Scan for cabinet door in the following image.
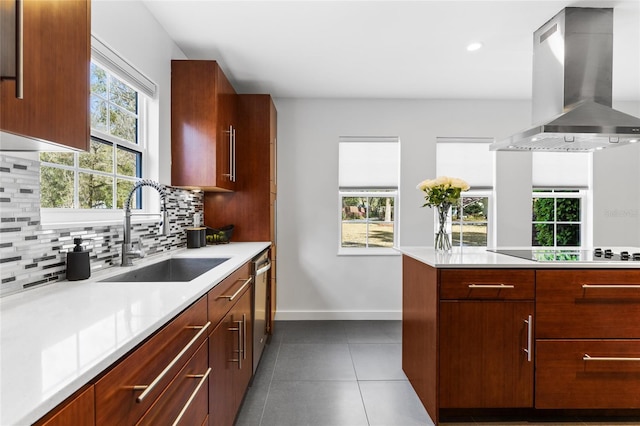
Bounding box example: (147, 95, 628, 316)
(439, 301, 534, 408)
(215, 65, 237, 191)
(1, 0, 89, 150)
(209, 285, 253, 426)
(34, 386, 94, 426)
(171, 60, 236, 191)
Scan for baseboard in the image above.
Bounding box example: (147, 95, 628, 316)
(274, 310, 402, 321)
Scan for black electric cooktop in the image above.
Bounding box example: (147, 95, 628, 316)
(489, 248, 640, 262)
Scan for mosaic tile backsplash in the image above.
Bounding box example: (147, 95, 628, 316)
(0, 154, 204, 297)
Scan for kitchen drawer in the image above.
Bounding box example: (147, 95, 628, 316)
(95, 296, 209, 426)
(137, 340, 209, 426)
(536, 340, 640, 409)
(537, 269, 640, 338)
(440, 269, 535, 300)
(208, 261, 252, 328)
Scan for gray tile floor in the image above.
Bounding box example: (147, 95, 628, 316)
(235, 320, 432, 426)
(235, 320, 640, 426)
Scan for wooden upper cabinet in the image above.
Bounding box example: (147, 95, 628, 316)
(204, 95, 276, 241)
(171, 60, 237, 191)
(0, 0, 90, 151)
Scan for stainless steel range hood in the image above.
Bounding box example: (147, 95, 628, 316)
(491, 7, 640, 152)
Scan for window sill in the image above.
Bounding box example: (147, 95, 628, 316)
(337, 247, 401, 256)
(40, 208, 160, 230)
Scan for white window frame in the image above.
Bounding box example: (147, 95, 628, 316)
(40, 59, 153, 226)
(451, 190, 492, 248)
(531, 189, 586, 248)
(338, 189, 399, 256)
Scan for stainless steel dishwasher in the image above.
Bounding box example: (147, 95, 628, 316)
(252, 249, 271, 373)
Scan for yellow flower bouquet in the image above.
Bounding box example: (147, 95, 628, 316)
(416, 176, 470, 251)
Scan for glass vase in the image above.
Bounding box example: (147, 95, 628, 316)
(434, 203, 452, 252)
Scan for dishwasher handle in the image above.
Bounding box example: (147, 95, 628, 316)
(255, 259, 271, 276)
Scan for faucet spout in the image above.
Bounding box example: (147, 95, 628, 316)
(122, 180, 169, 266)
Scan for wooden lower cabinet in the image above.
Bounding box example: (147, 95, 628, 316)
(536, 340, 640, 409)
(439, 301, 534, 408)
(209, 286, 253, 426)
(33, 386, 94, 426)
(95, 296, 208, 425)
(403, 257, 640, 424)
(137, 341, 210, 425)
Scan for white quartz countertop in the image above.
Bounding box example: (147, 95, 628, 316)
(0, 242, 270, 426)
(397, 246, 640, 268)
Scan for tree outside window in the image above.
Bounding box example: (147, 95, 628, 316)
(341, 192, 395, 248)
(451, 195, 489, 247)
(532, 190, 582, 247)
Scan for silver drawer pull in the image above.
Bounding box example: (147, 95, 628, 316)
(583, 354, 640, 362)
(171, 367, 211, 426)
(217, 277, 252, 301)
(582, 284, 640, 289)
(134, 321, 211, 403)
(523, 315, 533, 362)
(468, 283, 515, 289)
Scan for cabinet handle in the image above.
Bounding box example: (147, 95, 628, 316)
(229, 319, 243, 369)
(0, 0, 23, 98)
(582, 284, 640, 289)
(232, 126, 236, 182)
(134, 321, 211, 403)
(467, 283, 515, 289)
(583, 354, 640, 362)
(242, 313, 247, 361)
(217, 277, 252, 301)
(523, 315, 532, 362)
(15, 0, 22, 99)
(171, 367, 211, 426)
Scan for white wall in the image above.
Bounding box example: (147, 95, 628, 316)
(92, 0, 186, 185)
(591, 101, 640, 247)
(274, 98, 531, 320)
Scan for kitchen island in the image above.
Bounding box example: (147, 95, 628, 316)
(0, 242, 270, 426)
(398, 246, 640, 425)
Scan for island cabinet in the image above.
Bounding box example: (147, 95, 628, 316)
(171, 60, 237, 191)
(403, 256, 535, 423)
(94, 295, 209, 426)
(33, 386, 94, 426)
(535, 269, 640, 409)
(207, 263, 253, 426)
(1, 0, 90, 151)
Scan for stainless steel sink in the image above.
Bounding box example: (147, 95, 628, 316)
(101, 257, 230, 282)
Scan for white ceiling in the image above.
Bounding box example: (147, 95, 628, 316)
(141, 0, 640, 101)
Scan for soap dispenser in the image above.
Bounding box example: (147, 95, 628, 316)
(66, 238, 91, 281)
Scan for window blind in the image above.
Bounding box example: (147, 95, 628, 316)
(338, 136, 399, 189)
(91, 35, 157, 98)
(532, 152, 590, 188)
(436, 137, 494, 188)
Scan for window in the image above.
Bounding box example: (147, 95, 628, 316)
(338, 137, 400, 254)
(40, 62, 143, 210)
(451, 193, 490, 247)
(531, 152, 590, 247)
(340, 190, 396, 248)
(436, 137, 494, 247)
(532, 189, 584, 247)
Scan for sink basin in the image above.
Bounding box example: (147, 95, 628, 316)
(101, 257, 230, 282)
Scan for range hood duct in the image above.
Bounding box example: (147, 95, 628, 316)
(491, 7, 640, 152)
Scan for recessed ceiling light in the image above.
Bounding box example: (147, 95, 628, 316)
(467, 42, 483, 52)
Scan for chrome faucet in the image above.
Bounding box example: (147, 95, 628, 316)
(122, 180, 170, 266)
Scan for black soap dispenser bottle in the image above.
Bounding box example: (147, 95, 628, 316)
(66, 238, 91, 281)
